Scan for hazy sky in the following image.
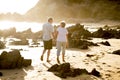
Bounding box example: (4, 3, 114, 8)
(0, 0, 39, 15)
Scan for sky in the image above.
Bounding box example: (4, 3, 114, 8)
(0, 0, 39, 15)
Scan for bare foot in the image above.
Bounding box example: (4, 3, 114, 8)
(47, 60, 51, 63)
(63, 60, 66, 63)
(57, 58, 60, 64)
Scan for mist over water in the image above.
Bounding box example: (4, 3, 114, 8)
(0, 21, 117, 33)
(1, 19, 120, 37)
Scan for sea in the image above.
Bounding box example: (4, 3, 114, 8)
(0, 21, 108, 33)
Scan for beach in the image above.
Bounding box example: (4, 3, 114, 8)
(0, 38, 120, 80)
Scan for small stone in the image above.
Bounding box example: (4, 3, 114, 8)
(91, 68, 101, 77)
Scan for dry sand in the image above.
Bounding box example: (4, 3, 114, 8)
(0, 38, 120, 80)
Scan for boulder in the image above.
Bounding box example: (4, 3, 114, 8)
(48, 64, 59, 72)
(0, 50, 32, 69)
(73, 68, 89, 75)
(22, 59, 32, 67)
(48, 63, 90, 78)
(17, 57, 24, 68)
(57, 63, 71, 73)
(112, 50, 120, 55)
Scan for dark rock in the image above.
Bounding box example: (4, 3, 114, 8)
(0, 72, 3, 76)
(0, 50, 32, 69)
(48, 64, 59, 72)
(91, 68, 101, 77)
(78, 45, 88, 49)
(48, 63, 101, 78)
(57, 63, 71, 73)
(112, 50, 120, 55)
(0, 51, 8, 60)
(48, 63, 89, 78)
(17, 57, 24, 68)
(100, 41, 111, 46)
(86, 54, 95, 57)
(0, 41, 5, 49)
(67, 70, 76, 77)
(67, 23, 95, 49)
(78, 69, 89, 75)
(22, 59, 32, 67)
(73, 68, 89, 75)
(55, 72, 67, 79)
(92, 26, 120, 39)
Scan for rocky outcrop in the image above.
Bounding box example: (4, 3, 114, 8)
(67, 23, 98, 49)
(48, 63, 101, 78)
(92, 27, 120, 39)
(67, 23, 92, 40)
(0, 50, 31, 69)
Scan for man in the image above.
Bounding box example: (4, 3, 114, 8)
(40, 18, 54, 62)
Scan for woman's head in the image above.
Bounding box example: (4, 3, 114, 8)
(60, 21, 66, 28)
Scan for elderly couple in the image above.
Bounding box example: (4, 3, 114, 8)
(40, 18, 68, 64)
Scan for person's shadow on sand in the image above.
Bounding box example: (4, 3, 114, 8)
(0, 66, 34, 80)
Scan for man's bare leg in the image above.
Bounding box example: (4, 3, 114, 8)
(47, 49, 51, 62)
(41, 49, 46, 61)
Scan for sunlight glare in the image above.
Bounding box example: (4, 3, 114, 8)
(0, 21, 42, 32)
(0, 0, 39, 14)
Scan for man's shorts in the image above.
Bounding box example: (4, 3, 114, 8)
(43, 39, 52, 49)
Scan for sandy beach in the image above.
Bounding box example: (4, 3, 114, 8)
(0, 38, 120, 80)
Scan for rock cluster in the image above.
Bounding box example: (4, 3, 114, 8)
(9, 39, 29, 45)
(67, 23, 98, 49)
(48, 63, 101, 78)
(0, 50, 31, 69)
(92, 27, 120, 39)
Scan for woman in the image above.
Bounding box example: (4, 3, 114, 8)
(56, 21, 68, 64)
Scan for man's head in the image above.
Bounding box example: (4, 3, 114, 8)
(48, 17, 53, 23)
